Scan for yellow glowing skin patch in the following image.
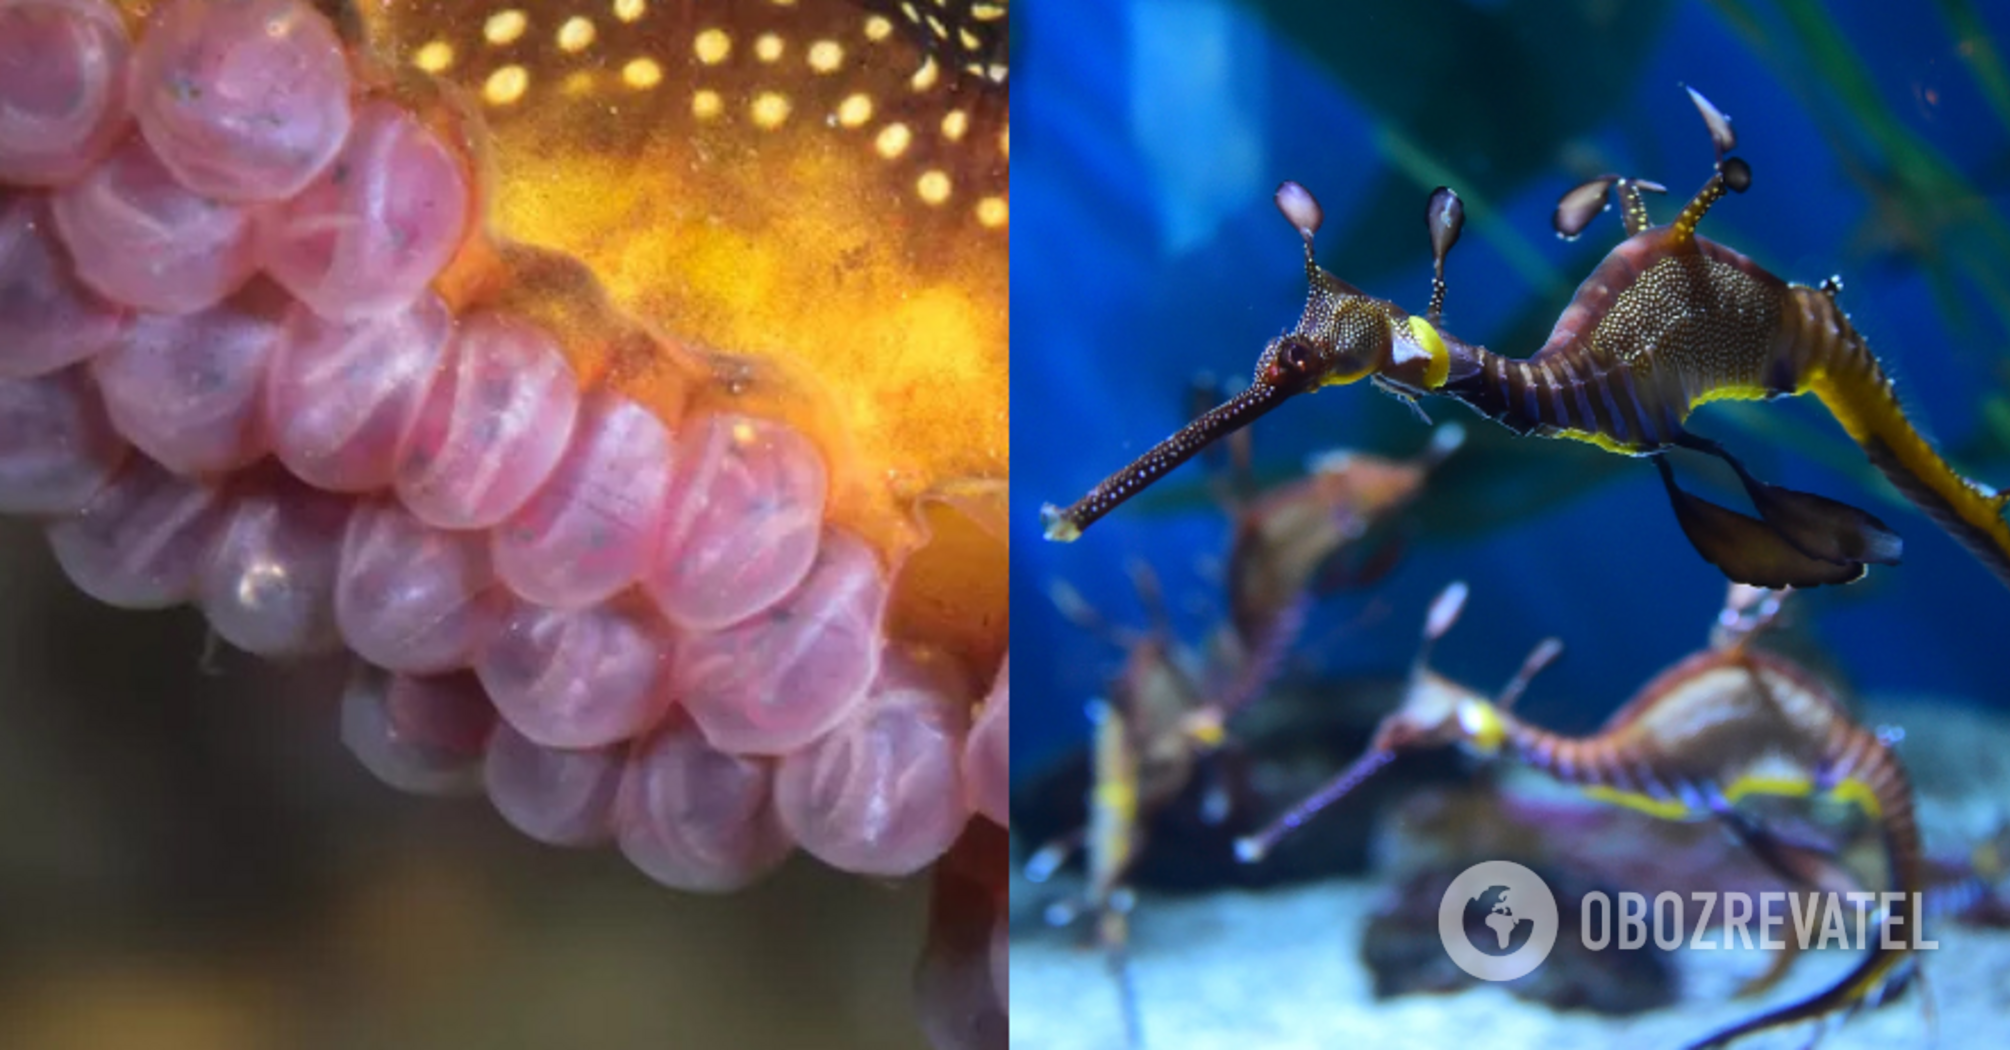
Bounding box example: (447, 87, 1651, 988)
(622, 58, 663, 90)
(1185, 714, 1226, 750)
(1457, 699, 1504, 753)
(917, 170, 951, 205)
(557, 17, 595, 53)
(1403, 315, 1450, 389)
(750, 92, 793, 129)
(807, 40, 844, 73)
(876, 122, 912, 158)
(485, 9, 528, 46)
(836, 93, 873, 127)
(694, 28, 731, 64)
(1580, 772, 1884, 825)
(1581, 786, 1697, 821)
(483, 65, 530, 106)
(360, 0, 1007, 580)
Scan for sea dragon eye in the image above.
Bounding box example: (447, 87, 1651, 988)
(1263, 339, 1319, 387)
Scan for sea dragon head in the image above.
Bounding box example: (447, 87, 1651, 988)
(1041, 182, 1461, 543)
(1233, 581, 1564, 863)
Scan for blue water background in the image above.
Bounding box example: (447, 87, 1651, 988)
(1012, 0, 2010, 778)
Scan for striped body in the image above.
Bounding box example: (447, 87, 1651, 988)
(1443, 232, 1791, 452)
(1433, 224, 2010, 586)
(1489, 650, 1915, 866)
(1467, 646, 1923, 1047)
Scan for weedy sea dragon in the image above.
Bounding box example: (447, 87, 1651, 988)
(1026, 562, 1226, 1050)
(1235, 582, 1926, 1050)
(1028, 419, 1462, 1048)
(1041, 87, 2010, 592)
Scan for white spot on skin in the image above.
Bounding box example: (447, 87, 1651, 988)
(1457, 699, 1490, 738)
(1390, 335, 1430, 368)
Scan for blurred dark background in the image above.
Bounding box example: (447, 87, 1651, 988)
(0, 517, 931, 1050)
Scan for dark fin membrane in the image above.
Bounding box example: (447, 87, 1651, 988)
(1680, 434, 1903, 567)
(1685, 85, 1738, 156)
(1738, 475, 1903, 567)
(1552, 175, 1618, 240)
(1656, 458, 1867, 588)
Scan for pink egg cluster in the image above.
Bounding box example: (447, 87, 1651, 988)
(0, 0, 1009, 903)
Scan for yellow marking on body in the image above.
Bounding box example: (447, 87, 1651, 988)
(876, 122, 912, 158)
(1094, 774, 1138, 824)
(612, 0, 645, 23)
(807, 40, 844, 73)
(694, 27, 732, 64)
(1185, 715, 1226, 749)
(917, 169, 951, 205)
(1457, 698, 1504, 753)
(754, 33, 785, 63)
(621, 58, 662, 90)
(1722, 774, 1815, 802)
(836, 93, 874, 127)
(557, 16, 595, 52)
(1827, 777, 1883, 819)
(690, 88, 723, 119)
(485, 9, 528, 46)
(1583, 786, 1697, 821)
(1688, 383, 1770, 409)
(1551, 426, 1640, 456)
(413, 40, 454, 73)
(1806, 365, 2010, 569)
(751, 92, 793, 129)
(976, 196, 1008, 228)
(483, 65, 530, 106)
(1403, 315, 1450, 389)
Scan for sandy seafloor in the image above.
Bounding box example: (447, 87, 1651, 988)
(1010, 697, 2010, 1050)
(1011, 879, 2010, 1050)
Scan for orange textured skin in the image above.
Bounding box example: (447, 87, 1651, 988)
(111, 0, 1010, 672)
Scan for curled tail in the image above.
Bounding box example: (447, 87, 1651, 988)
(1788, 286, 2010, 588)
(1686, 947, 1918, 1050)
(1688, 723, 1926, 1048)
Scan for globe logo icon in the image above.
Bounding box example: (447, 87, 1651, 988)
(1463, 884, 1536, 956)
(1437, 861, 1559, 981)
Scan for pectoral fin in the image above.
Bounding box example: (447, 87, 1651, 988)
(1731, 466, 1903, 567)
(1678, 434, 1903, 567)
(1657, 457, 1867, 588)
